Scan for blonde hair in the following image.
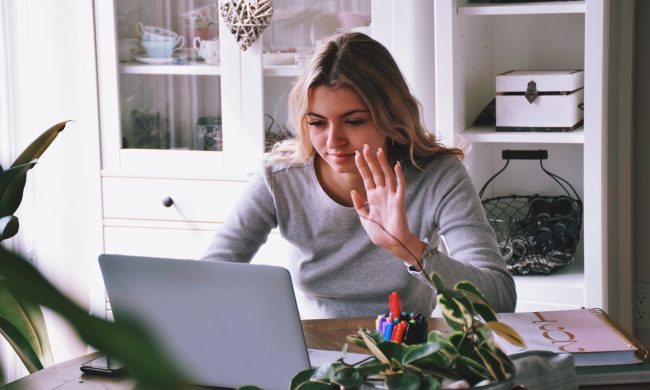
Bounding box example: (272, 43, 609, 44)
(272, 32, 462, 168)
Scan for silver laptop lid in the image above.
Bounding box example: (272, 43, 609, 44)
(99, 254, 311, 390)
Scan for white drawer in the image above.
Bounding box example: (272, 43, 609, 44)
(102, 177, 249, 223)
(103, 226, 291, 268)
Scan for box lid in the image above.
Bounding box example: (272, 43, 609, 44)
(496, 70, 584, 93)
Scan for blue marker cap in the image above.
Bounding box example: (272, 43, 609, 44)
(383, 322, 394, 341)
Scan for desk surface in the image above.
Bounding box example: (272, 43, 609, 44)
(1, 317, 646, 389)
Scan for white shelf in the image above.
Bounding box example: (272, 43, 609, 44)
(514, 255, 584, 308)
(459, 1, 585, 16)
(120, 63, 221, 75)
(263, 65, 304, 77)
(462, 126, 584, 144)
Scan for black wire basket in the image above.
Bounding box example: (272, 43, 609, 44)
(479, 150, 583, 275)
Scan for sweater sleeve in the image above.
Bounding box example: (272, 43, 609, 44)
(412, 158, 517, 313)
(200, 163, 277, 263)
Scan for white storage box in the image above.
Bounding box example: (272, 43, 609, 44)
(496, 70, 584, 132)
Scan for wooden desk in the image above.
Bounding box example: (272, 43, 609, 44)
(1, 318, 646, 389)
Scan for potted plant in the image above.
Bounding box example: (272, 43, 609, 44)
(0, 121, 186, 387)
(290, 274, 525, 390)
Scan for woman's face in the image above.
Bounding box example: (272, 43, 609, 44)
(307, 85, 387, 174)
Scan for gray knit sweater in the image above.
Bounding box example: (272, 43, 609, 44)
(201, 154, 516, 318)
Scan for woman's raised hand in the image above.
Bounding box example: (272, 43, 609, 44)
(351, 145, 425, 265)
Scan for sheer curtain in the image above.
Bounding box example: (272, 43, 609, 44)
(0, 0, 102, 384)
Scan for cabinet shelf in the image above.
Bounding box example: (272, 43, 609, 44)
(263, 65, 304, 77)
(514, 254, 584, 310)
(119, 63, 304, 77)
(120, 63, 222, 76)
(459, 1, 585, 16)
(462, 126, 584, 144)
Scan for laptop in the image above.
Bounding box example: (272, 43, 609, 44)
(98, 254, 312, 390)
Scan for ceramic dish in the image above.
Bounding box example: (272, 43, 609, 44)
(135, 56, 176, 64)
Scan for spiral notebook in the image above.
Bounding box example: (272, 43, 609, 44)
(496, 308, 648, 367)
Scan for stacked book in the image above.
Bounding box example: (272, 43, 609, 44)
(496, 308, 649, 386)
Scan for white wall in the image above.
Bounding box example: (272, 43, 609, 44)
(0, 0, 102, 382)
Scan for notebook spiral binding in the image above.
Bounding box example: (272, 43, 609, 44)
(590, 308, 650, 361)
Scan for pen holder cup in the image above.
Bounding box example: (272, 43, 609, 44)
(479, 150, 582, 276)
(376, 312, 428, 345)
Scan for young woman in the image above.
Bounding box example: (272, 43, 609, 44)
(202, 33, 516, 318)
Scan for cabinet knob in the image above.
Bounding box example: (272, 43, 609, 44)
(162, 196, 174, 208)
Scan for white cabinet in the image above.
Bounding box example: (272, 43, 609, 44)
(92, 0, 372, 317)
(434, 0, 632, 323)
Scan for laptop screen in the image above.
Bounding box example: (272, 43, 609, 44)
(99, 254, 311, 390)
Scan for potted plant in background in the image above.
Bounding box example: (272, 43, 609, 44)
(290, 274, 525, 390)
(0, 121, 186, 387)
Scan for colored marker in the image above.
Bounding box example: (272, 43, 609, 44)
(383, 321, 394, 341)
(395, 320, 407, 344)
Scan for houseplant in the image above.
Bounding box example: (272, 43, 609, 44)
(0, 121, 186, 387)
(290, 273, 525, 390)
(0, 120, 70, 372)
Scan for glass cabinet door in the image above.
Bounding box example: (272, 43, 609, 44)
(260, 0, 372, 152)
(96, 0, 372, 175)
(116, 0, 222, 152)
(97, 0, 226, 175)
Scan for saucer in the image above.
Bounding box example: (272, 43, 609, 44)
(135, 56, 175, 64)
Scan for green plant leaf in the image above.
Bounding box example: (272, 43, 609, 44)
(295, 381, 334, 390)
(473, 302, 497, 323)
(377, 341, 409, 364)
(437, 295, 464, 331)
(451, 295, 476, 327)
(431, 273, 447, 293)
(346, 334, 368, 349)
(237, 386, 264, 390)
(0, 161, 36, 217)
(427, 330, 454, 349)
(11, 121, 69, 168)
(401, 342, 440, 365)
(291, 368, 317, 390)
(484, 321, 526, 347)
(420, 374, 441, 390)
(0, 215, 19, 241)
(385, 371, 421, 390)
(360, 329, 390, 364)
(0, 315, 43, 372)
(0, 246, 187, 387)
(454, 281, 491, 306)
(356, 361, 389, 376)
(311, 362, 336, 382)
(494, 346, 516, 376)
(475, 344, 508, 382)
(346, 328, 383, 349)
(455, 355, 489, 385)
(0, 283, 52, 371)
(332, 366, 364, 387)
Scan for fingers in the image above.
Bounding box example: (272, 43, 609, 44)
(355, 150, 376, 190)
(356, 145, 396, 192)
(394, 160, 406, 202)
(363, 145, 385, 187)
(350, 190, 369, 217)
(377, 148, 396, 192)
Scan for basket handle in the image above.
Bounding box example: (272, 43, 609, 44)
(478, 149, 582, 208)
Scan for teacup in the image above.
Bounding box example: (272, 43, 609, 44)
(137, 22, 179, 41)
(141, 36, 185, 58)
(193, 37, 220, 64)
(118, 38, 141, 62)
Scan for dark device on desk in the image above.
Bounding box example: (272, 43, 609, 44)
(80, 355, 127, 376)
